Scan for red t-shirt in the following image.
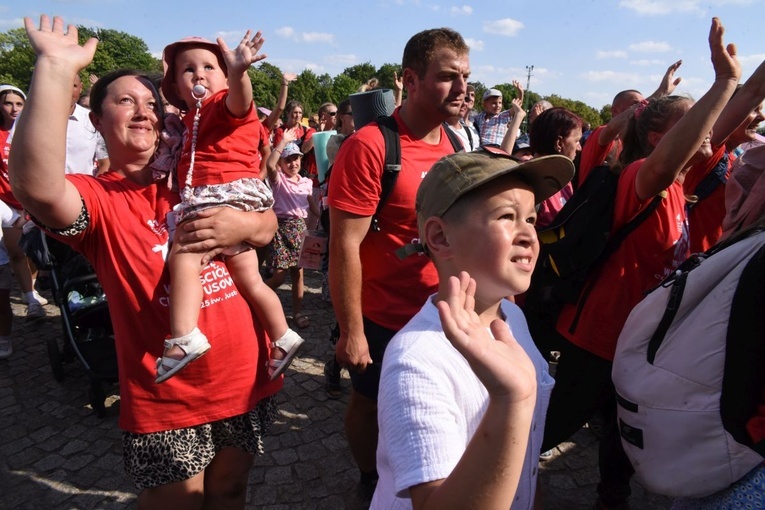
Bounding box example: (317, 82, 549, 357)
(556, 159, 689, 361)
(52, 172, 281, 433)
(274, 124, 318, 185)
(177, 90, 263, 188)
(0, 128, 22, 210)
(683, 144, 730, 254)
(327, 109, 453, 331)
(578, 126, 620, 187)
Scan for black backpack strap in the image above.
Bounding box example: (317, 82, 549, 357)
(646, 271, 688, 364)
(372, 116, 402, 232)
(602, 191, 666, 262)
(371, 117, 463, 232)
(462, 121, 474, 151)
(687, 152, 729, 211)
(443, 122, 466, 153)
(568, 190, 666, 334)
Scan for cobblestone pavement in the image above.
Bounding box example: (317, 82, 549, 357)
(0, 269, 672, 509)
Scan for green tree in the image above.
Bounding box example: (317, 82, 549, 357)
(599, 104, 612, 126)
(290, 68, 321, 115)
(342, 62, 377, 86)
(376, 63, 400, 89)
(77, 27, 159, 78)
(249, 61, 283, 111)
(545, 94, 601, 129)
(332, 73, 361, 104)
(0, 28, 36, 90)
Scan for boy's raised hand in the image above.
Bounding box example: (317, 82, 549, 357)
(512, 79, 524, 102)
(24, 15, 98, 70)
(437, 272, 536, 404)
(218, 29, 267, 77)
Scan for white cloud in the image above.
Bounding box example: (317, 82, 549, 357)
(465, 38, 484, 51)
(739, 53, 765, 69)
(325, 53, 358, 66)
(483, 18, 524, 37)
(274, 27, 333, 44)
(269, 58, 321, 75)
(214, 30, 247, 45)
(628, 41, 671, 53)
(275, 26, 294, 38)
(301, 32, 334, 44)
(581, 70, 642, 83)
(630, 59, 665, 66)
(451, 5, 473, 15)
(0, 17, 23, 31)
(596, 50, 628, 59)
(620, 0, 754, 15)
(618, 0, 703, 15)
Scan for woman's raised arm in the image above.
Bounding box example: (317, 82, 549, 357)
(9, 15, 96, 228)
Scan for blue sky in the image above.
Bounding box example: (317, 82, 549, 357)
(5, 0, 765, 110)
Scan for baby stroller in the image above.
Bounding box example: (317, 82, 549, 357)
(23, 227, 118, 417)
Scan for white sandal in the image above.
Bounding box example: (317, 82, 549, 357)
(155, 328, 211, 383)
(268, 329, 305, 380)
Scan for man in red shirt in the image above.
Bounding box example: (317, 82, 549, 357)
(327, 27, 470, 501)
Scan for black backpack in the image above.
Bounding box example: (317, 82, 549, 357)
(371, 116, 463, 231)
(523, 164, 664, 348)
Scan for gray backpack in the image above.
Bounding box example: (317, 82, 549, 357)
(612, 225, 765, 498)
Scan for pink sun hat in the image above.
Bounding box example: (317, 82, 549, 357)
(161, 36, 226, 111)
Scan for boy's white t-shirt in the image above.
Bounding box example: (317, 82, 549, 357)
(372, 297, 554, 510)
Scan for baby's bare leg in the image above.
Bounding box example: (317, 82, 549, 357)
(227, 249, 290, 348)
(167, 240, 207, 359)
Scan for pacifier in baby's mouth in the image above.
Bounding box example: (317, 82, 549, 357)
(192, 85, 207, 100)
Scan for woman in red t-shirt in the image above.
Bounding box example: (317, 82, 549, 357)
(542, 18, 743, 510)
(14, 15, 281, 508)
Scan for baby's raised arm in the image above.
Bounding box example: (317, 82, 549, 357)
(220, 29, 267, 117)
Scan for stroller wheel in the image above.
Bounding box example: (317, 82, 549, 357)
(46, 336, 65, 382)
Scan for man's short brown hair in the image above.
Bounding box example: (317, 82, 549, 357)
(402, 28, 469, 79)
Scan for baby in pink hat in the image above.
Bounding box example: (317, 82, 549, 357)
(156, 32, 304, 383)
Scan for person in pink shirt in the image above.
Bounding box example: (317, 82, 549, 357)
(264, 128, 320, 329)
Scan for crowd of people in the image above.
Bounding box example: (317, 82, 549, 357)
(0, 12, 763, 510)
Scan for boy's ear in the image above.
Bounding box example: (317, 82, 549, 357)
(422, 217, 453, 259)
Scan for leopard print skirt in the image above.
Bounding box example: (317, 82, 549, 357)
(122, 396, 278, 490)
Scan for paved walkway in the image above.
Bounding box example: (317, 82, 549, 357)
(0, 270, 671, 509)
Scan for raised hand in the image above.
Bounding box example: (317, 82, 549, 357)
(282, 72, 298, 85)
(217, 29, 267, 77)
(436, 272, 536, 403)
(512, 79, 524, 102)
(658, 60, 683, 96)
(24, 15, 98, 71)
(709, 17, 741, 83)
(509, 97, 526, 119)
(393, 71, 404, 93)
(282, 126, 300, 144)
